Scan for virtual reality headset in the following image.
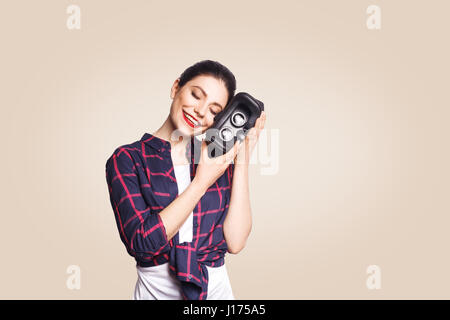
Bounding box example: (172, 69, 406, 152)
(205, 92, 264, 158)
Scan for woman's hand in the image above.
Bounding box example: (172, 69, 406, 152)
(235, 111, 266, 165)
(193, 139, 242, 192)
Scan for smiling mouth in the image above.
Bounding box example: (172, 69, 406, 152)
(182, 110, 200, 128)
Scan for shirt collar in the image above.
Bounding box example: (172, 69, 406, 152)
(140, 133, 171, 152)
(140, 132, 196, 154)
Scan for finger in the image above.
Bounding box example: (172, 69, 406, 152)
(248, 126, 257, 136)
(259, 111, 265, 127)
(257, 117, 263, 132)
(213, 141, 235, 164)
(237, 137, 251, 165)
(231, 139, 242, 156)
(257, 117, 265, 134)
(259, 118, 265, 133)
(247, 127, 257, 142)
(232, 140, 244, 162)
(258, 113, 265, 130)
(200, 139, 210, 162)
(254, 116, 261, 129)
(200, 139, 206, 153)
(224, 139, 242, 163)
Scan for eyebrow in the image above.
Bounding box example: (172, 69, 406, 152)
(192, 85, 224, 110)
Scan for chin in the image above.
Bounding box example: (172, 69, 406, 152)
(176, 125, 194, 138)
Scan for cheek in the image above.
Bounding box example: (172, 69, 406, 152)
(181, 93, 197, 107)
(169, 102, 181, 120)
(172, 94, 191, 116)
(174, 93, 193, 112)
(204, 114, 216, 127)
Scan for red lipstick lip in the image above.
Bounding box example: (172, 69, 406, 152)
(182, 110, 195, 128)
(183, 110, 198, 122)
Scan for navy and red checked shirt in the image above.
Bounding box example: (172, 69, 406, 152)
(105, 133, 234, 300)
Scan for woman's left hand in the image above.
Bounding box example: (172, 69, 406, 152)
(234, 111, 266, 165)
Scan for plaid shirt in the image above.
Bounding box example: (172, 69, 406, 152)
(105, 133, 234, 300)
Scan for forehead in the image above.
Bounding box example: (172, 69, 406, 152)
(186, 75, 228, 102)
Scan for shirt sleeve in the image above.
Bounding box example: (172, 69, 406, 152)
(105, 148, 170, 260)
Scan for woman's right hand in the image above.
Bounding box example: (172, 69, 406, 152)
(193, 139, 242, 192)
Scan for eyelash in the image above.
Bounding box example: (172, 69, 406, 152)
(191, 91, 200, 99)
(191, 91, 219, 115)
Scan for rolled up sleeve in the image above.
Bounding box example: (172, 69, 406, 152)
(105, 148, 170, 259)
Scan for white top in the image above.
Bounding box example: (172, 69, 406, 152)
(133, 164, 234, 300)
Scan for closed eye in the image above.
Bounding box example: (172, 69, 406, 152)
(191, 91, 200, 99)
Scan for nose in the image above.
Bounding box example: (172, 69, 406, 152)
(194, 102, 208, 118)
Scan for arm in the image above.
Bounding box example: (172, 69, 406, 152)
(162, 139, 243, 240)
(105, 148, 207, 260)
(158, 179, 206, 241)
(223, 111, 266, 254)
(223, 163, 252, 254)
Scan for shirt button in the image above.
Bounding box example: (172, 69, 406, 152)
(188, 275, 192, 280)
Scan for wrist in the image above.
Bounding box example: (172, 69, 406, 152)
(234, 159, 250, 168)
(191, 177, 208, 195)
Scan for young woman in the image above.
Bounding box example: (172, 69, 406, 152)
(105, 60, 266, 300)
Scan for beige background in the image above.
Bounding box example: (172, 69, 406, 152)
(0, 0, 449, 299)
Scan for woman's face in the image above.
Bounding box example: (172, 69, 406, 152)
(169, 74, 229, 137)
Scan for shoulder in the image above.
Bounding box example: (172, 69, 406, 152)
(106, 138, 144, 170)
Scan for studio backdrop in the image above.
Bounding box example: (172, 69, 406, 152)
(0, 0, 449, 299)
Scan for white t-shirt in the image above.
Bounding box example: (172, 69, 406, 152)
(133, 164, 235, 300)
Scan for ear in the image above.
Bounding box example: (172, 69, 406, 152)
(170, 78, 181, 99)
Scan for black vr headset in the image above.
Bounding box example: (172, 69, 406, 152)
(205, 92, 264, 158)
